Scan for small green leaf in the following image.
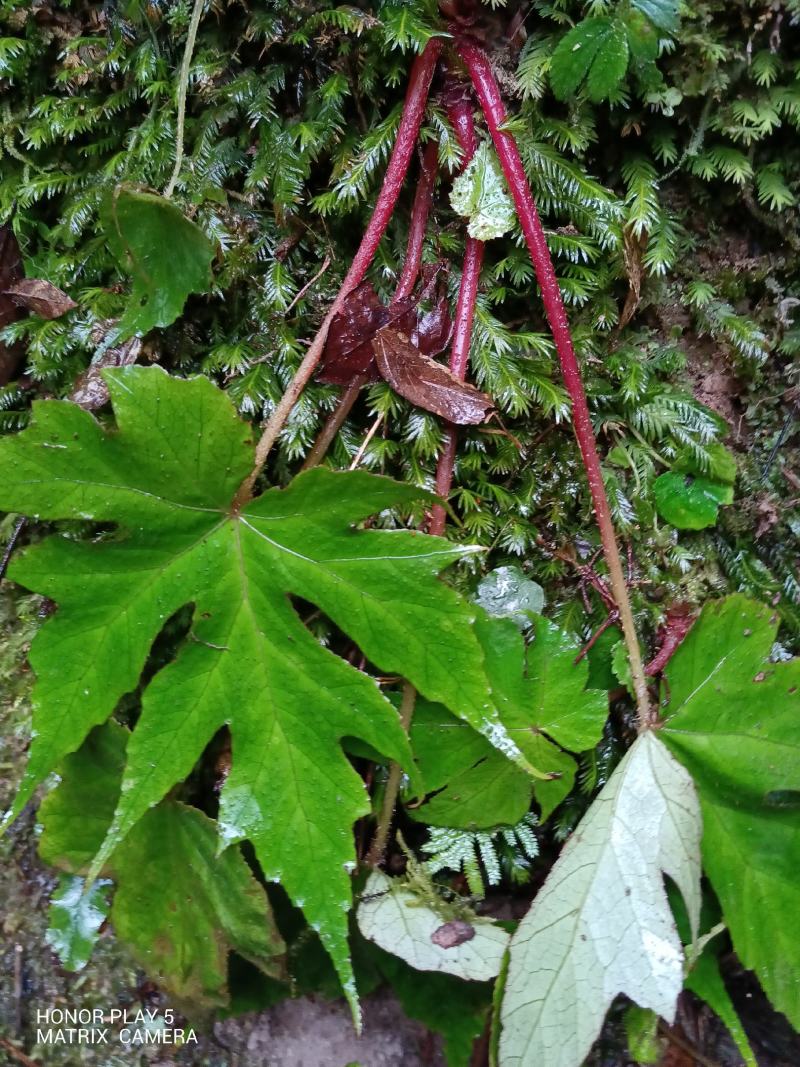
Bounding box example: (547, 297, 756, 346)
(550, 18, 630, 103)
(45, 875, 110, 972)
(473, 565, 545, 630)
(450, 142, 516, 241)
(653, 471, 734, 529)
(357, 871, 509, 981)
(624, 1005, 660, 1064)
(631, 0, 680, 34)
(100, 188, 215, 338)
(661, 595, 800, 1028)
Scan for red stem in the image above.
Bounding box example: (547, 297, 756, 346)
(303, 131, 441, 471)
(429, 91, 485, 537)
(394, 139, 439, 303)
(456, 38, 652, 725)
(238, 38, 443, 500)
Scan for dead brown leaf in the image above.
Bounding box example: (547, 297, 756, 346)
(4, 279, 77, 320)
(372, 327, 494, 425)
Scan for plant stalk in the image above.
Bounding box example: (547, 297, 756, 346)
(164, 0, 205, 199)
(301, 138, 441, 473)
(235, 39, 443, 504)
(366, 680, 417, 867)
(429, 89, 485, 537)
(457, 37, 652, 726)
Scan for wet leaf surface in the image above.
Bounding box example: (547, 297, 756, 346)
(661, 595, 800, 1029)
(0, 366, 521, 1011)
(317, 282, 418, 385)
(373, 327, 494, 424)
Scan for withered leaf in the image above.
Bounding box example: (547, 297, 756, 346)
(317, 282, 417, 386)
(71, 323, 141, 411)
(0, 225, 24, 386)
(372, 328, 494, 425)
(4, 279, 77, 320)
(412, 292, 453, 357)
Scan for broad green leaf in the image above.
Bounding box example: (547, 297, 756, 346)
(473, 565, 545, 630)
(357, 871, 509, 981)
(653, 471, 734, 529)
(100, 188, 215, 338)
(450, 142, 516, 241)
(550, 18, 630, 104)
(414, 749, 532, 830)
(45, 875, 110, 972)
(660, 595, 800, 1028)
(499, 733, 702, 1067)
(39, 722, 285, 1011)
(409, 614, 606, 825)
(631, 0, 680, 34)
(0, 366, 520, 1007)
(475, 612, 608, 818)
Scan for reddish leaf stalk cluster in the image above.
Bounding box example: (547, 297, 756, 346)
(456, 38, 651, 725)
(242, 34, 651, 726)
(429, 93, 485, 537)
(301, 139, 440, 472)
(237, 39, 443, 504)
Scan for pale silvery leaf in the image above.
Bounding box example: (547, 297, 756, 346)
(357, 871, 509, 981)
(450, 142, 516, 241)
(499, 732, 702, 1067)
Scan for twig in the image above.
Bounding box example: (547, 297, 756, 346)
(367, 681, 417, 867)
(234, 39, 443, 504)
(300, 379, 364, 471)
(349, 412, 385, 470)
(457, 37, 652, 728)
(429, 88, 484, 537)
(0, 517, 26, 582)
(284, 255, 331, 315)
(0, 1036, 41, 1067)
(164, 0, 205, 199)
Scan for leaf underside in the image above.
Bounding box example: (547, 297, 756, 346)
(499, 732, 702, 1067)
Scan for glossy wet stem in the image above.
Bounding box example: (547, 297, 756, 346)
(235, 38, 443, 505)
(457, 37, 653, 727)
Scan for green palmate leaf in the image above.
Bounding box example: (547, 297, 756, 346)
(0, 366, 519, 1008)
(550, 18, 630, 104)
(653, 471, 734, 529)
(100, 189, 215, 339)
(499, 732, 702, 1067)
(450, 142, 516, 241)
(661, 595, 800, 1029)
(39, 722, 285, 1011)
(357, 871, 509, 982)
(45, 875, 110, 972)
